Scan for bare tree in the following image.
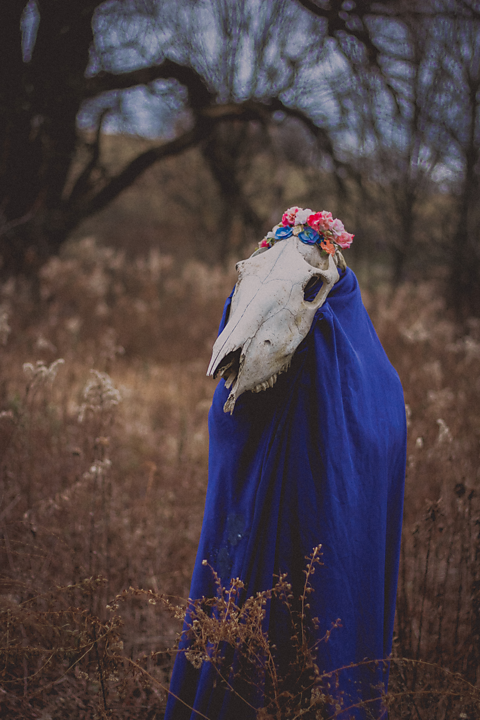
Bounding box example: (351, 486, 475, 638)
(438, 4, 480, 316)
(344, 4, 453, 284)
(2, 0, 480, 321)
(301, 0, 480, 307)
(0, 0, 346, 276)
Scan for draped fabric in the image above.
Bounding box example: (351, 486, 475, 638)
(164, 268, 406, 720)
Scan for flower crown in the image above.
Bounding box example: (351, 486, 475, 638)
(259, 206, 354, 256)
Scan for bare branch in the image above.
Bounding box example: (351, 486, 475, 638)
(0, 207, 36, 240)
(79, 126, 207, 220)
(84, 59, 214, 109)
(295, 0, 382, 64)
(68, 108, 110, 205)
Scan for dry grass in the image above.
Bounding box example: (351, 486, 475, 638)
(0, 240, 479, 718)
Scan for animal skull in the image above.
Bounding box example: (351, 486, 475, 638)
(207, 237, 341, 414)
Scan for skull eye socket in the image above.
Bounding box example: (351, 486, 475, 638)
(303, 276, 322, 302)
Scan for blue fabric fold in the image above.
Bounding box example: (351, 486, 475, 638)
(164, 267, 406, 719)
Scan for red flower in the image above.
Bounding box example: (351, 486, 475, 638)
(307, 212, 322, 231)
(308, 211, 333, 234)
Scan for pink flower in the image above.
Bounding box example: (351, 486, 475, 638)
(282, 206, 300, 226)
(259, 238, 270, 248)
(308, 211, 333, 233)
(331, 218, 345, 236)
(336, 231, 354, 249)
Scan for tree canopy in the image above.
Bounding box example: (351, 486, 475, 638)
(1, 0, 479, 313)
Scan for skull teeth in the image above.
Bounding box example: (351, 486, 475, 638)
(219, 362, 233, 376)
(224, 371, 237, 389)
(251, 358, 292, 394)
(252, 372, 278, 393)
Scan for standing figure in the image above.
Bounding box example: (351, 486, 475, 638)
(165, 207, 406, 719)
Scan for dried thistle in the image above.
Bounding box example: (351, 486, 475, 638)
(0, 305, 11, 345)
(78, 370, 122, 422)
(22, 357, 65, 390)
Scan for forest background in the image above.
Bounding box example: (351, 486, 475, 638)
(1, 1, 480, 718)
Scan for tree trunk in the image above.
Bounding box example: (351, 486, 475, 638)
(448, 77, 480, 319)
(202, 123, 263, 265)
(0, 0, 96, 276)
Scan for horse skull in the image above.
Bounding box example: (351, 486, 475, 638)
(207, 238, 340, 414)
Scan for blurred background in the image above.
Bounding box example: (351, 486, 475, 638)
(2, 0, 480, 309)
(1, 1, 480, 718)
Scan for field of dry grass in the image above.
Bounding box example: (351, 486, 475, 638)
(0, 237, 479, 718)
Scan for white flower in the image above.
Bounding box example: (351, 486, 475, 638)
(295, 208, 314, 225)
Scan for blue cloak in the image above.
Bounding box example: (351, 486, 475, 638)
(164, 267, 406, 719)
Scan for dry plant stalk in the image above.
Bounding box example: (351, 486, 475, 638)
(0, 242, 479, 718)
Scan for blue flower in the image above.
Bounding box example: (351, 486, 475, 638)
(274, 226, 294, 240)
(298, 227, 320, 245)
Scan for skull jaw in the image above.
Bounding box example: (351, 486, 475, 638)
(222, 356, 292, 414)
(213, 307, 316, 414)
